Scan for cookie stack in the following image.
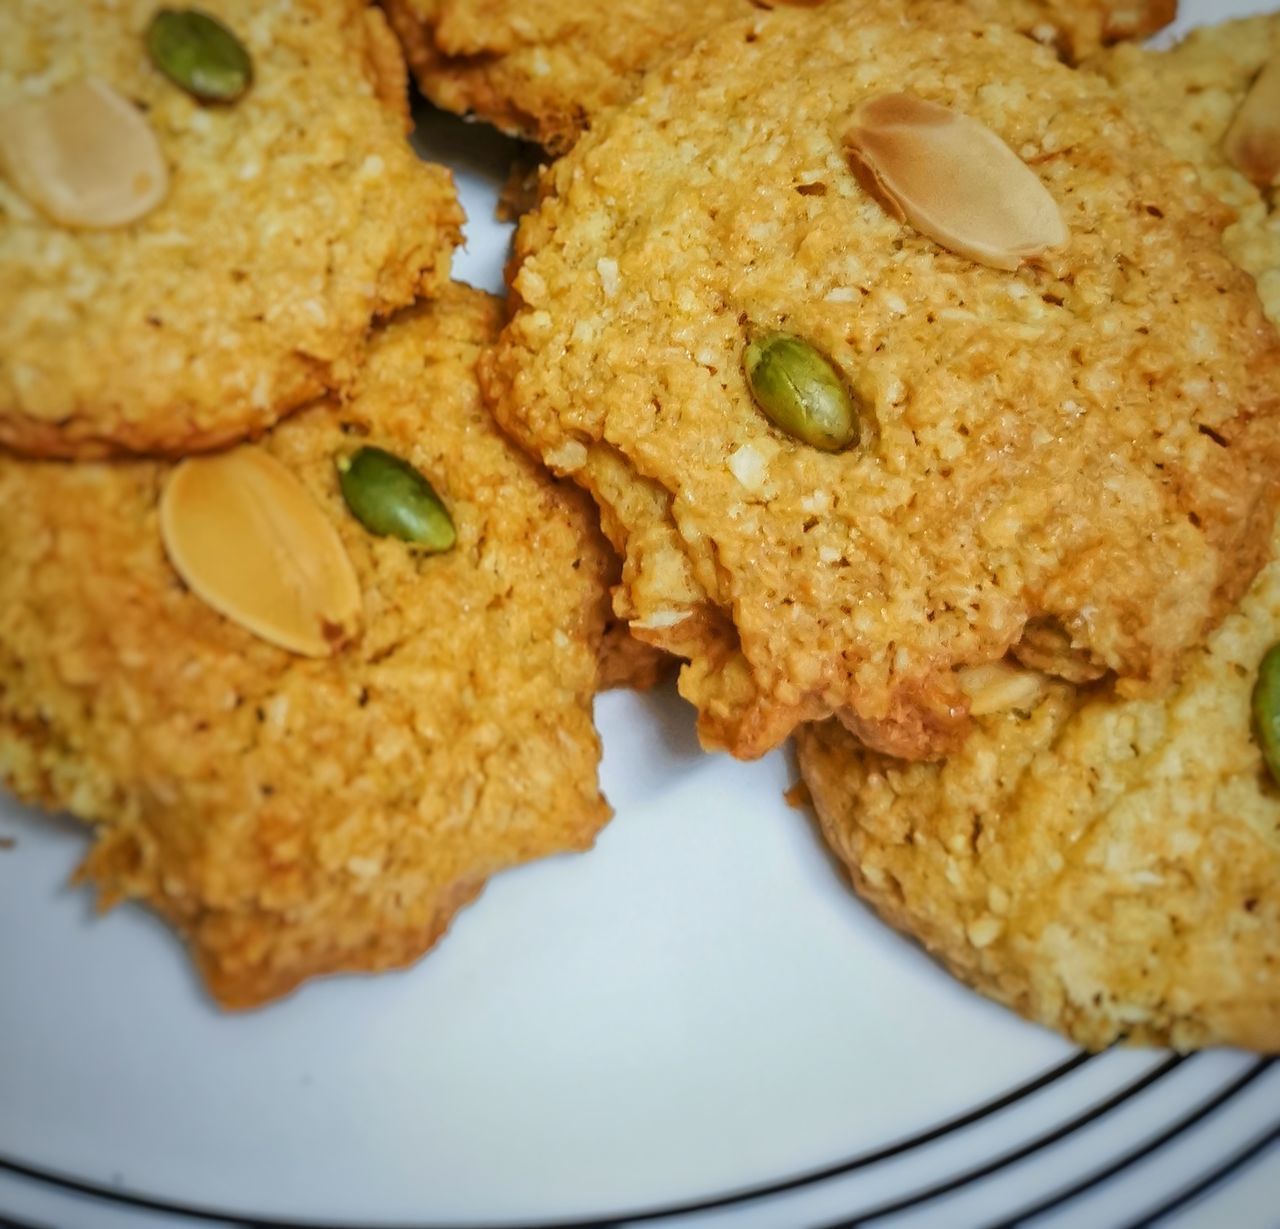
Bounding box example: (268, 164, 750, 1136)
(0, 0, 623, 1008)
(444, 0, 1280, 1048)
(383, 0, 1178, 153)
(3, 0, 1278, 1050)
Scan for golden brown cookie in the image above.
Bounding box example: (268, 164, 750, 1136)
(1089, 14, 1280, 322)
(384, 0, 1176, 154)
(484, 0, 1280, 762)
(0, 285, 613, 1009)
(0, 0, 463, 459)
(796, 528, 1280, 1052)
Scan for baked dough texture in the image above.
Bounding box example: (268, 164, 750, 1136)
(796, 517, 1280, 1052)
(0, 0, 463, 458)
(797, 26, 1280, 1051)
(484, 0, 1280, 761)
(1089, 13, 1280, 323)
(384, 0, 1176, 153)
(0, 286, 613, 1009)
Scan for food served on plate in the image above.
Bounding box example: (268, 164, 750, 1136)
(0, 0, 1276, 1056)
(0, 0, 462, 458)
(484, 0, 1280, 765)
(0, 286, 614, 1008)
(383, 0, 1177, 154)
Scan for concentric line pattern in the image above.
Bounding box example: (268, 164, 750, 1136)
(0, 1052, 1091, 1227)
(0, 1053, 1275, 1228)
(815, 1055, 1188, 1225)
(1117, 1121, 1280, 1229)
(987, 1059, 1274, 1227)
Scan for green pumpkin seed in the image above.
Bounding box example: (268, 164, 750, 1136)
(337, 447, 456, 552)
(742, 332, 860, 452)
(1252, 642, 1280, 785)
(146, 8, 252, 104)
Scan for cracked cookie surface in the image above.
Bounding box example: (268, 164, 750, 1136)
(0, 286, 613, 1008)
(796, 26, 1280, 1049)
(1089, 13, 1280, 323)
(485, 0, 1280, 761)
(0, 0, 463, 458)
(384, 0, 1176, 154)
(796, 522, 1280, 1051)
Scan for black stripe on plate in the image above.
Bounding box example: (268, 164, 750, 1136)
(1121, 1117, 1280, 1229)
(817, 1054, 1186, 1227)
(987, 1058, 1274, 1227)
(0, 1212, 60, 1229)
(0, 1052, 1095, 1229)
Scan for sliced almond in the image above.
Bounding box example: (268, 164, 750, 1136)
(957, 661, 1048, 717)
(1224, 57, 1280, 188)
(843, 93, 1068, 272)
(160, 446, 362, 658)
(0, 77, 168, 229)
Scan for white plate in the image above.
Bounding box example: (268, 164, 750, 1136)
(1, 3, 1278, 1226)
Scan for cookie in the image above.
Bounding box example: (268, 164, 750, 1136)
(0, 0, 463, 459)
(383, 0, 1176, 154)
(0, 285, 613, 1009)
(484, 0, 1280, 761)
(796, 522, 1280, 1052)
(1088, 14, 1280, 323)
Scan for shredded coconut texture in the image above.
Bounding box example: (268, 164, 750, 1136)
(0, 287, 613, 1009)
(384, 0, 1176, 153)
(798, 514, 1280, 1051)
(0, 0, 463, 457)
(484, 0, 1280, 760)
